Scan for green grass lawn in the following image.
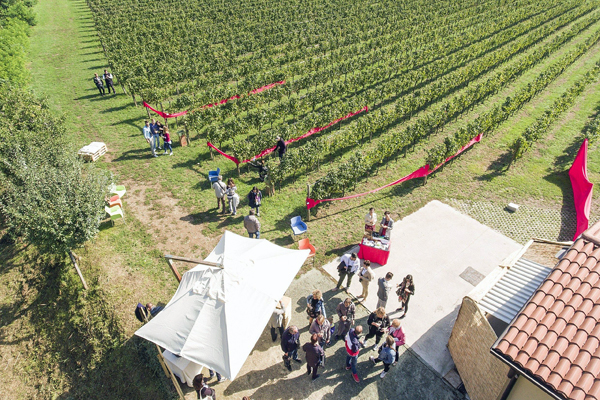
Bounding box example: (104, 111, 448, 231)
(1, 0, 598, 398)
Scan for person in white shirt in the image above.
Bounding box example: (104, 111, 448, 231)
(365, 207, 377, 232)
(103, 69, 116, 94)
(212, 175, 227, 213)
(334, 253, 361, 291)
(142, 120, 156, 157)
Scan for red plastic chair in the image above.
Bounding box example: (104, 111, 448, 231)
(108, 194, 122, 209)
(298, 238, 316, 267)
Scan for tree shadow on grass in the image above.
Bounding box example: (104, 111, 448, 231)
(476, 150, 513, 181)
(110, 114, 145, 130)
(112, 148, 155, 162)
(0, 248, 175, 399)
(101, 102, 135, 114)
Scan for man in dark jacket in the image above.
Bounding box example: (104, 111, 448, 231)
(103, 69, 116, 94)
(93, 73, 105, 96)
(335, 298, 355, 341)
(345, 325, 364, 382)
(302, 333, 324, 380)
(281, 325, 301, 371)
(275, 136, 286, 160)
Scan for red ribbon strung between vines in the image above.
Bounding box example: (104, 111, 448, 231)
(207, 106, 369, 165)
(306, 133, 483, 209)
(143, 102, 189, 119)
(143, 81, 286, 119)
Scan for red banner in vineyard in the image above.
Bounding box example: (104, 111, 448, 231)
(569, 139, 594, 240)
(306, 133, 483, 209)
(143, 81, 285, 119)
(207, 106, 368, 165)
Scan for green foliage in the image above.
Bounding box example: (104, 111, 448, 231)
(0, 87, 111, 254)
(0, 18, 30, 86)
(582, 109, 600, 144)
(511, 62, 600, 160)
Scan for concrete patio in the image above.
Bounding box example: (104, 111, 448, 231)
(322, 200, 522, 377)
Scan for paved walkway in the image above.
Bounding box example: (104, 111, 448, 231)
(323, 200, 522, 377)
(185, 269, 463, 400)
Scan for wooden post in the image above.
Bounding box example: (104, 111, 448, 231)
(155, 344, 185, 400)
(306, 184, 311, 221)
(163, 254, 222, 283)
(131, 91, 138, 107)
(68, 250, 88, 290)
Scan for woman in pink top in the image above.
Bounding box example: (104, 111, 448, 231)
(388, 319, 405, 365)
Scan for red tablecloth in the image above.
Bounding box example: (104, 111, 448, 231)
(358, 241, 390, 266)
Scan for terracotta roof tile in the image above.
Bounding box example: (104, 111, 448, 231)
(574, 351, 592, 370)
(541, 330, 559, 349)
(540, 279, 557, 293)
(576, 372, 596, 393)
(542, 351, 562, 372)
(525, 357, 542, 372)
(492, 228, 600, 400)
(582, 257, 598, 271)
(550, 268, 566, 281)
(558, 288, 575, 304)
(513, 314, 530, 331)
(589, 287, 600, 302)
(587, 378, 600, 397)
(582, 242, 596, 256)
(582, 336, 600, 355)
(522, 337, 540, 356)
(531, 306, 547, 322)
(564, 344, 582, 363)
(589, 247, 600, 261)
(585, 356, 600, 376)
(573, 330, 591, 349)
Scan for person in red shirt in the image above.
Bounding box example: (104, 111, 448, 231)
(162, 128, 173, 156)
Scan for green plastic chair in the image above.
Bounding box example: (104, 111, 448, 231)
(109, 184, 126, 198)
(105, 205, 125, 224)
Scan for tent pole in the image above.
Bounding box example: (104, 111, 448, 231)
(155, 344, 186, 400)
(164, 258, 182, 283)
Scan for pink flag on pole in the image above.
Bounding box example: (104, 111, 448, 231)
(569, 139, 594, 240)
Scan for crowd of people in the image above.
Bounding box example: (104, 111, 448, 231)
(142, 118, 173, 157)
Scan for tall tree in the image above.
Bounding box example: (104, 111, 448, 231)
(0, 87, 110, 287)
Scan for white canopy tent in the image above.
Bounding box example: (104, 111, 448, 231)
(135, 230, 309, 380)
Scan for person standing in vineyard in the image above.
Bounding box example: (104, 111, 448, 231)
(162, 128, 173, 156)
(226, 178, 239, 215)
(212, 175, 227, 213)
(142, 121, 156, 157)
(93, 73, 105, 96)
(150, 119, 162, 151)
(247, 186, 262, 216)
(103, 69, 116, 94)
(275, 136, 286, 160)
